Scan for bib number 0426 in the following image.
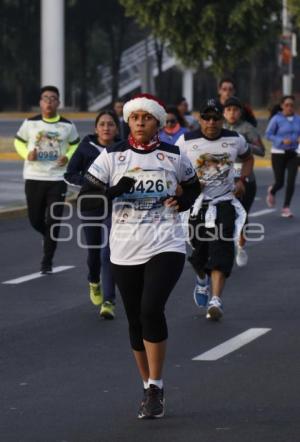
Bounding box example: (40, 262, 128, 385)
(128, 179, 165, 194)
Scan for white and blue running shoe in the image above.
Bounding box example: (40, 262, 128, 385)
(193, 276, 210, 309)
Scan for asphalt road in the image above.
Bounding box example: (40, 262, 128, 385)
(0, 161, 75, 210)
(1, 169, 300, 442)
(0, 161, 25, 209)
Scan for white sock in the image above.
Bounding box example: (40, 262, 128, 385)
(143, 380, 148, 390)
(196, 275, 208, 286)
(148, 378, 163, 389)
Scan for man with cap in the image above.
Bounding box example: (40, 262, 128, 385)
(177, 98, 254, 320)
(223, 96, 265, 267)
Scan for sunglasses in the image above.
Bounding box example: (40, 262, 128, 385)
(201, 114, 223, 121)
(166, 118, 177, 124)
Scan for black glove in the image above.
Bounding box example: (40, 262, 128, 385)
(106, 176, 136, 199)
(172, 195, 190, 212)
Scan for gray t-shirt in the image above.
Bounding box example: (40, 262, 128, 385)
(223, 120, 263, 181)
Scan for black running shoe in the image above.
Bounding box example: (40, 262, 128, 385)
(138, 384, 165, 419)
(137, 388, 147, 419)
(40, 264, 53, 275)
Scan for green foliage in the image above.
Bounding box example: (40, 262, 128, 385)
(289, 0, 300, 28)
(120, 0, 282, 76)
(0, 0, 40, 109)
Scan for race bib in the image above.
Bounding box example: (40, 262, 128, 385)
(35, 131, 61, 161)
(123, 169, 168, 199)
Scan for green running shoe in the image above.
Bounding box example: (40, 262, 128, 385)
(100, 301, 115, 320)
(89, 282, 103, 306)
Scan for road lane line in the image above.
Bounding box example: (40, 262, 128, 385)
(192, 328, 271, 361)
(249, 209, 276, 218)
(2, 266, 75, 284)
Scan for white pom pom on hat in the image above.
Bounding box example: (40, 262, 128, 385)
(123, 93, 167, 128)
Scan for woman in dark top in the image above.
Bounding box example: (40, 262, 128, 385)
(64, 111, 119, 319)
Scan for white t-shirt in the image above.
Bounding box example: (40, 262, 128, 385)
(177, 128, 250, 201)
(16, 115, 79, 181)
(87, 141, 197, 265)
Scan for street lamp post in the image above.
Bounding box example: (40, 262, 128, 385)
(282, 0, 293, 95)
(41, 0, 65, 107)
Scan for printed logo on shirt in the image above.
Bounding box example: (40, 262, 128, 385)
(35, 130, 62, 161)
(195, 153, 232, 186)
(185, 167, 193, 176)
(167, 155, 177, 162)
(156, 152, 165, 161)
(90, 162, 106, 176)
(222, 142, 236, 148)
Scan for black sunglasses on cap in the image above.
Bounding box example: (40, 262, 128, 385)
(201, 114, 223, 121)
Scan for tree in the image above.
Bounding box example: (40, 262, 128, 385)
(66, 0, 134, 109)
(97, 1, 134, 104)
(0, 0, 40, 110)
(120, 0, 282, 78)
(289, 0, 300, 27)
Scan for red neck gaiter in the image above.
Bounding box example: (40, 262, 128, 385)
(128, 133, 161, 151)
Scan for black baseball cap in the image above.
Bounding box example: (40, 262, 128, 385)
(223, 96, 242, 109)
(200, 98, 223, 115)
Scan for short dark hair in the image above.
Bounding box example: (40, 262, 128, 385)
(218, 77, 236, 89)
(95, 110, 119, 128)
(223, 96, 242, 109)
(175, 96, 188, 106)
(166, 105, 186, 127)
(40, 85, 60, 98)
(281, 95, 295, 104)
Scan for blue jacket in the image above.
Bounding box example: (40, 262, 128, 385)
(64, 134, 105, 186)
(159, 126, 188, 145)
(265, 112, 300, 151)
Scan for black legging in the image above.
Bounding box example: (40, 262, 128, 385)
(240, 180, 257, 214)
(112, 252, 185, 351)
(271, 151, 298, 207)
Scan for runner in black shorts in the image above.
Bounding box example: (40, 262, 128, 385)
(177, 98, 254, 319)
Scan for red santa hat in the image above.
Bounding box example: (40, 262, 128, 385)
(123, 93, 167, 128)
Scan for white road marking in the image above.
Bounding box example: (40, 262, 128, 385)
(249, 208, 276, 218)
(192, 328, 271, 361)
(2, 266, 75, 284)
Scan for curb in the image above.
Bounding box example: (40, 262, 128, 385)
(254, 159, 271, 168)
(0, 152, 22, 161)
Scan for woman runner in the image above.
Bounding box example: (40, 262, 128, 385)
(79, 94, 200, 419)
(265, 95, 300, 218)
(64, 111, 118, 319)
